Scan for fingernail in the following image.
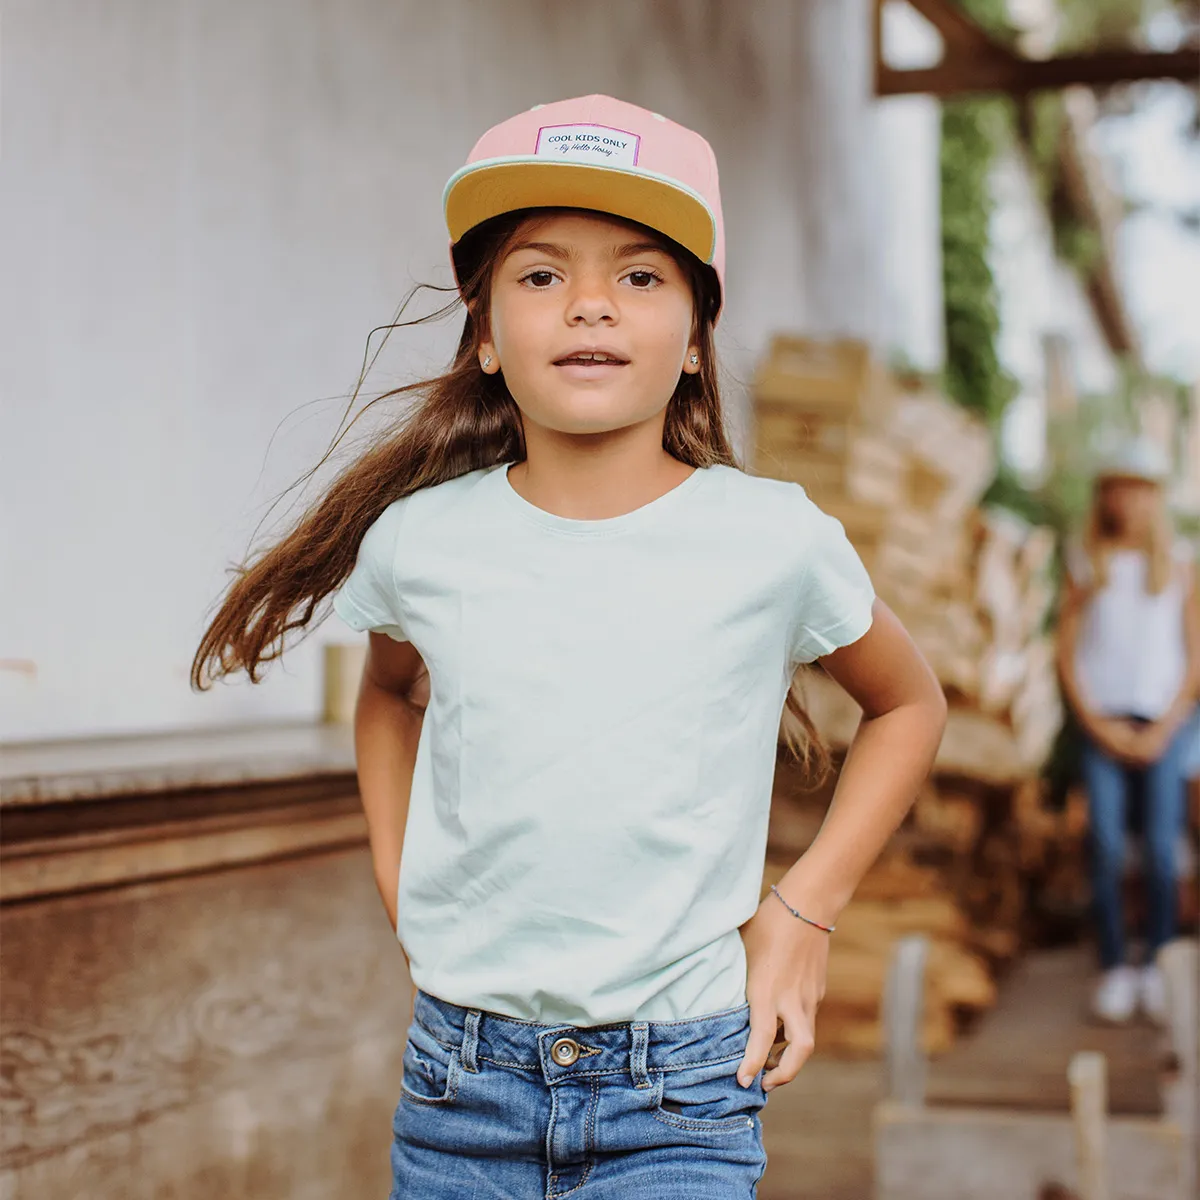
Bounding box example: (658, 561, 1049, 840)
(736, 1074, 748, 1088)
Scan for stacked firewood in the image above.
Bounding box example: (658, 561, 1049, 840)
(752, 335, 1075, 1056)
(753, 335, 1062, 778)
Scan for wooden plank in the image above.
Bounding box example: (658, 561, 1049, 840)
(877, 48, 1200, 99)
(0, 722, 357, 807)
(753, 405, 856, 456)
(899, 0, 1005, 53)
(884, 935, 930, 1107)
(768, 450, 907, 508)
(1067, 1052, 1111, 1200)
(1157, 939, 1198, 1200)
(873, 1101, 1185, 1200)
(925, 946, 1166, 1118)
(0, 803, 368, 902)
(753, 335, 894, 420)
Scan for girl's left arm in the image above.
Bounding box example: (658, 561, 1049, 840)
(736, 597, 947, 1092)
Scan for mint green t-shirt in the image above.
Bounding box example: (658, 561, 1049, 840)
(332, 461, 875, 1025)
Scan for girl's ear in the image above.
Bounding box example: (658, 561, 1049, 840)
(682, 342, 702, 375)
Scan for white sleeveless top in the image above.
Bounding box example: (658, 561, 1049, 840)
(1067, 536, 1193, 719)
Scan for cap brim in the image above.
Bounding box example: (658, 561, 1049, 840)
(444, 158, 717, 268)
(1096, 469, 1164, 484)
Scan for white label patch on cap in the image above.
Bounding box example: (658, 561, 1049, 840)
(535, 123, 640, 167)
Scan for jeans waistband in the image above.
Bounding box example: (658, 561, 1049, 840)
(411, 989, 752, 1084)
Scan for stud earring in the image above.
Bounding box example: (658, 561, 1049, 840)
(483, 355, 493, 370)
(689, 354, 699, 366)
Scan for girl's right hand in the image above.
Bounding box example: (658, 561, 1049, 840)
(1088, 716, 1145, 765)
(1124, 718, 1174, 766)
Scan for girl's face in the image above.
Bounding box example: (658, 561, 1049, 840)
(1099, 476, 1161, 539)
(478, 211, 701, 439)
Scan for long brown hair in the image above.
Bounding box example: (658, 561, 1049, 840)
(191, 206, 830, 778)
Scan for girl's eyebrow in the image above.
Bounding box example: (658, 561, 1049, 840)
(505, 240, 672, 262)
(506, 240, 570, 260)
(611, 241, 672, 260)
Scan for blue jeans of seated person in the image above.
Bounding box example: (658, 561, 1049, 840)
(1080, 711, 1193, 970)
(388, 988, 770, 1198)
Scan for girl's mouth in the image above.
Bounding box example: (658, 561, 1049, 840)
(552, 349, 630, 379)
(552, 349, 630, 366)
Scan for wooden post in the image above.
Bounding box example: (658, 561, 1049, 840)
(1157, 938, 1198, 1200)
(883, 933, 929, 1106)
(1066, 1051, 1110, 1200)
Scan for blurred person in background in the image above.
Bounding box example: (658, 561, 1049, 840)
(1057, 436, 1200, 1025)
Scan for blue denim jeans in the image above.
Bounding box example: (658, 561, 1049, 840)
(388, 988, 770, 1198)
(1080, 712, 1193, 969)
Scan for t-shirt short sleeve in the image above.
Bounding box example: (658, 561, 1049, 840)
(330, 499, 411, 642)
(788, 488, 877, 666)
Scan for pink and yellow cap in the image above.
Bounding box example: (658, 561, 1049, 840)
(443, 94, 725, 316)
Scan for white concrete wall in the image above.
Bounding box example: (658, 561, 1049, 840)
(876, 1, 946, 373)
(4, 0, 894, 741)
(0, 0, 1125, 742)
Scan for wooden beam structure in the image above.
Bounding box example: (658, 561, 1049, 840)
(900, 0, 1000, 53)
(875, 0, 1200, 99)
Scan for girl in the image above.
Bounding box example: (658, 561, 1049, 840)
(1057, 436, 1200, 1026)
(193, 94, 947, 1198)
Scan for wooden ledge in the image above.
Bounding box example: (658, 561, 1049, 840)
(0, 722, 364, 904)
(0, 721, 356, 808)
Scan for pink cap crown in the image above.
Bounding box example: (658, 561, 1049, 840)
(443, 94, 724, 317)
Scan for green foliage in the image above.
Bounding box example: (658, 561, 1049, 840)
(1026, 93, 1066, 209)
(982, 463, 1055, 527)
(940, 92, 1019, 425)
(1053, 217, 1105, 273)
(1021, 92, 1098, 270)
(938, 2, 1173, 430)
(938, 2, 1024, 426)
(1054, 0, 1173, 49)
(957, 0, 1017, 37)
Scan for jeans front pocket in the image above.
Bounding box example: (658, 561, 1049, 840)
(650, 1057, 764, 1137)
(399, 1017, 461, 1107)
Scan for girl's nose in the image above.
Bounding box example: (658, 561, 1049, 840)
(566, 277, 616, 325)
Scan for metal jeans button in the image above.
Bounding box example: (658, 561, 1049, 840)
(550, 1036, 581, 1066)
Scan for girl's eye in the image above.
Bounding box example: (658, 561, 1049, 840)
(625, 270, 663, 289)
(520, 270, 558, 289)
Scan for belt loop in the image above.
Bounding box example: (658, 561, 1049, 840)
(461, 1009, 482, 1073)
(629, 1021, 650, 1089)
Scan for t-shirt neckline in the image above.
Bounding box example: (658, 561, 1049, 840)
(494, 460, 710, 536)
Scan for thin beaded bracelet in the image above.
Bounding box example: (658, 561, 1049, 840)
(769, 884, 836, 934)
